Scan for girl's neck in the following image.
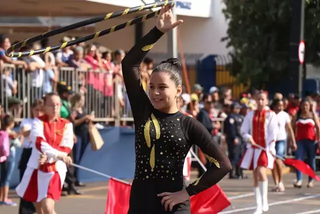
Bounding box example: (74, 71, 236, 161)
(159, 106, 179, 114)
(301, 111, 310, 116)
(47, 115, 58, 121)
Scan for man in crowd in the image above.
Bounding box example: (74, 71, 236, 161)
(224, 102, 243, 179)
(57, 81, 83, 195)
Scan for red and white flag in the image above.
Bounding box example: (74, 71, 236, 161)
(105, 179, 230, 214)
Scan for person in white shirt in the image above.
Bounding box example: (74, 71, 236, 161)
(240, 91, 278, 214)
(270, 99, 296, 192)
(18, 99, 44, 214)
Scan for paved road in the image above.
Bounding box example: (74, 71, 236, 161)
(2, 171, 320, 214)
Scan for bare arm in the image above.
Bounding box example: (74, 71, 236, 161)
(312, 112, 320, 141)
(286, 122, 296, 149)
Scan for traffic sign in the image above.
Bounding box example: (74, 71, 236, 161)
(299, 41, 305, 64)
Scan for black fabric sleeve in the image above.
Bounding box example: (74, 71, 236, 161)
(183, 116, 232, 196)
(121, 27, 164, 126)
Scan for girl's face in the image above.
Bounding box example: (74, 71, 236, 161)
(9, 122, 15, 130)
(256, 93, 268, 110)
(105, 53, 112, 61)
(45, 95, 61, 118)
(32, 106, 44, 118)
(1, 38, 11, 50)
(301, 101, 310, 113)
(88, 45, 97, 57)
(276, 101, 284, 112)
(149, 72, 181, 112)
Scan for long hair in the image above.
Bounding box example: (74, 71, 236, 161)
(1, 115, 14, 130)
(30, 99, 44, 118)
(70, 93, 83, 110)
(296, 98, 313, 118)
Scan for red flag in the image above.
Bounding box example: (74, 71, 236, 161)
(283, 158, 320, 182)
(191, 184, 231, 214)
(105, 178, 131, 214)
(105, 179, 230, 214)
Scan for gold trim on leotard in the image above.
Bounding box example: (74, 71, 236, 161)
(144, 114, 161, 170)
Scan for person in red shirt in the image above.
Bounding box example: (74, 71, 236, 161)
(16, 93, 74, 214)
(287, 94, 300, 117)
(291, 99, 320, 188)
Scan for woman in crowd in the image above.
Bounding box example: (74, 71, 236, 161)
(292, 99, 320, 188)
(0, 34, 28, 68)
(270, 99, 296, 192)
(121, 4, 231, 213)
(70, 92, 94, 183)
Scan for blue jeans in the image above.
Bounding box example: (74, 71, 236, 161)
(275, 140, 286, 158)
(295, 139, 317, 182)
(0, 147, 15, 187)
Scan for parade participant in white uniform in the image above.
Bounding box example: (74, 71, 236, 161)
(16, 92, 74, 214)
(240, 91, 278, 214)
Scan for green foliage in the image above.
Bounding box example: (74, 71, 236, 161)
(305, 0, 320, 66)
(222, 0, 320, 88)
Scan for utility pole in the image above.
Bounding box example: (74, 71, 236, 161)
(167, 5, 178, 58)
(298, 0, 305, 97)
(289, 0, 305, 97)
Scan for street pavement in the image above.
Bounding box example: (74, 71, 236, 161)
(1, 171, 320, 214)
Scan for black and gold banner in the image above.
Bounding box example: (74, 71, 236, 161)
(6, 0, 174, 58)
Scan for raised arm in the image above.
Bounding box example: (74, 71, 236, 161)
(184, 117, 232, 196)
(121, 4, 183, 125)
(121, 27, 164, 123)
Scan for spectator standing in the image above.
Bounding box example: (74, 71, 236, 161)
(270, 99, 296, 192)
(70, 93, 94, 185)
(0, 115, 20, 206)
(292, 99, 320, 188)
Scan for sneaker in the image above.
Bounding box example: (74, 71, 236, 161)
(3, 201, 17, 206)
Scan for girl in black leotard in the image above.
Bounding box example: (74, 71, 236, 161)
(122, 4, 232, 214)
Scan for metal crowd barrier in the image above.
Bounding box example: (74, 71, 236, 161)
(0, 63, 319, 161)
(1, 63, 134, 125)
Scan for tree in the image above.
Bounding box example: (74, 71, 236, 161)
(222, 0, 320, 88)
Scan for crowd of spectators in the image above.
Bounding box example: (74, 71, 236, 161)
(0, 34, 156, 124)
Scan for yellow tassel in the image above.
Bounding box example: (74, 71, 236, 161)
(144, 119, 151, 148)
(205, 155, 220, 168)
(150, 145, 155, 170)
(151, 114, 161, 139)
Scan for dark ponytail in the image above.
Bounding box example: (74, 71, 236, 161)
(152, 58, 182, 87)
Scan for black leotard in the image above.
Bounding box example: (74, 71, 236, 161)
(122, 26, 232, 214)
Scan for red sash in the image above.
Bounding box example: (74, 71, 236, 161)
(252, 109, 267, 148)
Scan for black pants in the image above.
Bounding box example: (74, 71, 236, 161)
(128, 179, 190, 214)
(65, 165, 77, 189)
(18, 148, 36, 214)
(227, 141, 241, 167)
